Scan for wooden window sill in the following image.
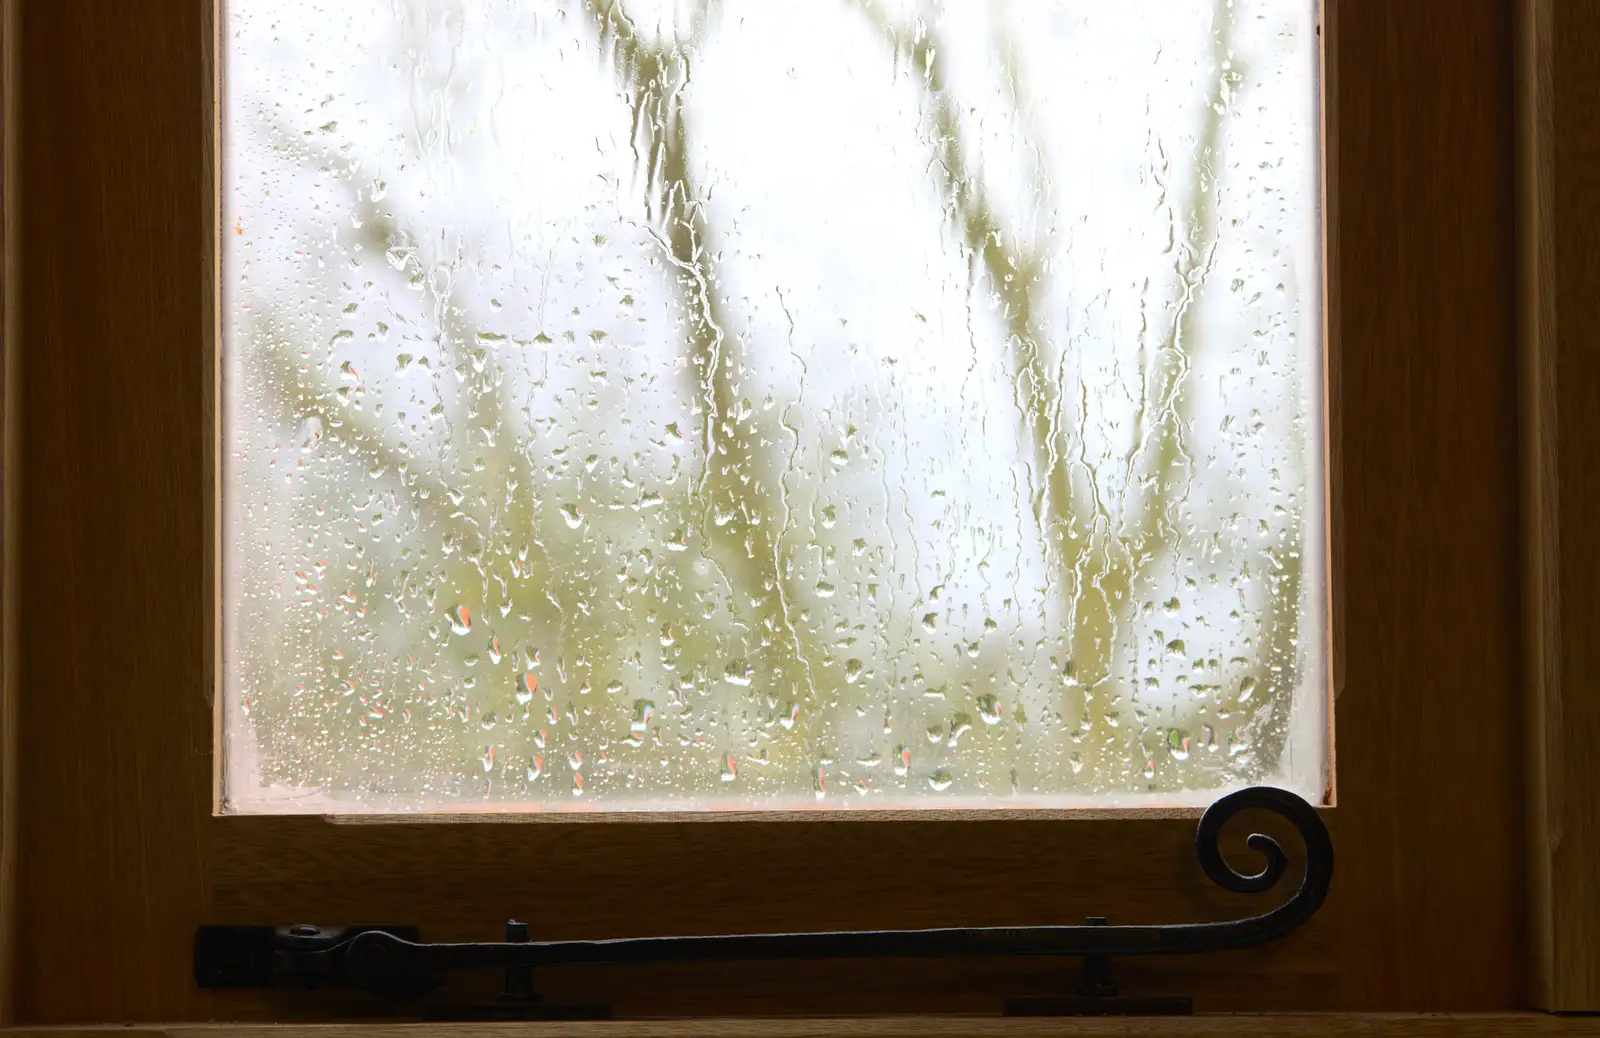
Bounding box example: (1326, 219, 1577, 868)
(5, 1015, 1600, 1037)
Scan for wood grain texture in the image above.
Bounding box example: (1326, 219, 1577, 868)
(6, 1016, 1600, 1038)
(206, 808, 1338, 1020)
(8, 0, 217, 1024)
(3, 0, 1527, 1024)
(0, 0, 19, 1023)
(1325, 0, 1523, 1011)
(1518, 0, 1600, 1013)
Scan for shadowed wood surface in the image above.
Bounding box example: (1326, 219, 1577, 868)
(7, 0, 218, 1025)
(1321, 0, 1522, 1011)
(1518, 0, 1600, 1014)
(7, 1014, 1600, 1038)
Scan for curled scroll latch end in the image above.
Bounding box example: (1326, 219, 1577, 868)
(1194, 785, 1333, 909)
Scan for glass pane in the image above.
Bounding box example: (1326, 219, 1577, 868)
(222, 0, 1326, 813)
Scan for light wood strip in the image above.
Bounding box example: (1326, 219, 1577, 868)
(1517, 0, 1600, 1014)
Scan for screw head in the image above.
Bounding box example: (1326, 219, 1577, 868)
(287, 924, 320, 937)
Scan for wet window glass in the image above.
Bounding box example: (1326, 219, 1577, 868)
(223, 0, 1326, 812)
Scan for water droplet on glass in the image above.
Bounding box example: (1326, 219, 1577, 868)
(723, 660, 753, 687)
(298, 417, 323, 453)
(559, 504, 585, 530)
(449, 604, 472, 636)
(975, 694, 1002, 725)
(927, 768, 953, 792)
(844, 659, 864, 685)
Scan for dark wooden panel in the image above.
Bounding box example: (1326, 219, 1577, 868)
(0, 0, 18, 1022)
(1327, 0, 1523, 1012)
(10, 0, 217, 1023)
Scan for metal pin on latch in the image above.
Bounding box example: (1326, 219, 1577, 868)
(1003, 917, 1193, 1016)
(420, 920, 612, 1021)
(503, 920, 534, 1003)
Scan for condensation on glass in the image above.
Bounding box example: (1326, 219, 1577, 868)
(222, 0, 1326, 813)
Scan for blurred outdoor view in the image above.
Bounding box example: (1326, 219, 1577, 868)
(222, 0, 1326, 812)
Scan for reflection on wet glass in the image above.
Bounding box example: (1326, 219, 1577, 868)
(223, 0, 1325, 812)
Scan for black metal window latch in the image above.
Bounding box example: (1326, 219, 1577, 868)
(195, 785, 1332, 1019)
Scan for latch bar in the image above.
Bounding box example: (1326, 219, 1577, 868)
(196, 785, 1331, 1017)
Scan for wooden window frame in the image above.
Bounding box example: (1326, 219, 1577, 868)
(1519, 0, 1600, 1015)
(0, 0, 1595, 1028)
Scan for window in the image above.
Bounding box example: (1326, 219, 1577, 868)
(222, 0, 1326, 814)
(7, 0, 1594, 1027)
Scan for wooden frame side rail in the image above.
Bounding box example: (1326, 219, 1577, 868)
(1519, 0, 1600, 1013)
